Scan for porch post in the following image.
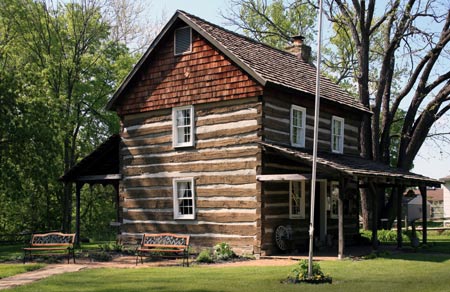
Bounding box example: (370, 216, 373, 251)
(369, 182, 378, 250)
(75, 182, 83, 247)
(419, 185, 427, 244)
(114, 182, 120, 235)
(396, 186, 403, 248)
(338, 178, 346, 259)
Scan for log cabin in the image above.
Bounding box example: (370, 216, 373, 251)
(62, 10, 440, 256)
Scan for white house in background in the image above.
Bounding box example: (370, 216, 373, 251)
(440, 175, 450, 225)
(409, 188, 444, 219)
(403, 193, 431, 223)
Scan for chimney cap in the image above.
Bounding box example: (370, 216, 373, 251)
(291, 35, 305, 41)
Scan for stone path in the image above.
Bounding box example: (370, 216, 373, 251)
(0, 264, 88, 290)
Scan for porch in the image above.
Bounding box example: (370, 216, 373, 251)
(258, 142, 441, 257)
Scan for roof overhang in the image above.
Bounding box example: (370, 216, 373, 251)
(261, 142, 442, 187)
(61, 135, 121, 184)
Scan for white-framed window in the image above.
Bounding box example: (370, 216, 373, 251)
(290, 105, 306, 147)
(331, 116, 344, 154)
(173, 178, 195, 220)
(174, 26, 192, 55)
(289, 181, 306, 219)
(172, 105, 194, 147)
(329, 181, 339, 219)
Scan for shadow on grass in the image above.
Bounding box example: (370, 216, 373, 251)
(371, 241, 450, 263)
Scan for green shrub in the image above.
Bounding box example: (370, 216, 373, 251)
(89, 251, 112, 262)
(196, 250, 214, 263)
(359, 230, 409, 243)
(214, 242, 235, 261)
(286, 259, 332, 283)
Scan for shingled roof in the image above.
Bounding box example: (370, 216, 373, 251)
(261, 142, 441, 186)
(107, 10, 369, 113)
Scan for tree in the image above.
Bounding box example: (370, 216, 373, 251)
(223, 0, 450, 229)
(0, 0, 136, 235)
(222, 0, 317, 49)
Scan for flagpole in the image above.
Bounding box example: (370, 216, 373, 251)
(308, 0, 324, 278)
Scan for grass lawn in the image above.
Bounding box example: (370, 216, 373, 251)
(6, 253, 450, 292)
(0, 264, 45, 279)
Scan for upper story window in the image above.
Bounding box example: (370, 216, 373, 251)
(290, 105, 306, 148)
(172, 105, 194, 148)
(174, 26, 192, 55)
(331, 116, 344, 154)
(173, 178, 195, 220)
(289, 181, 306, 219)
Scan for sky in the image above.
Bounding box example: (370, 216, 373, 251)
(148, 0, 450, 180)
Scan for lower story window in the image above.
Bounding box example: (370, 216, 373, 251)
(173, 178, 195, 219)
(289, 181, 306, 219)
(329, 182, 339, 219)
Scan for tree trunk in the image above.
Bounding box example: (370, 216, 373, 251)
(360, 187, 371, 230)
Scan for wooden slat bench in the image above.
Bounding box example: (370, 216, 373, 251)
(136, 233, 190, 266)
(23, 232, 76, 264)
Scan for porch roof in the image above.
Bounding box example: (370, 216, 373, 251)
(60, 134, 121, 184)
(261, 142, 441, 187)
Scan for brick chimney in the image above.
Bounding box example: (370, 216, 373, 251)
(286, 35, 312, 63)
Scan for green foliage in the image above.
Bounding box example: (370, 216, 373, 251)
(214, 242, 236, 261)
(89, 251, 113, 262)
(360, 229, 410, 243)
(286, 259, 331, 283)
(0, 0, 136, 237)
(224, 0, 317, 49)
(196, 249, 214, 263)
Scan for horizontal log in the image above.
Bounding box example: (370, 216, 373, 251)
(123, 108, 171, 127)
(197, 125, 260, 140)
(263, 206, 289, 216)
(197, 112, 258, 127)
(122, 133, 172, 147)
(263, 117, 289, 133)
(195, 98, 260, 116)
(197, 135, 259, 149)
(123, 200, 172, 209)
(197, 187, 258, 197)
(121, 188, 173, 199)
(123, 211, 258, 223)
(123, 160, 257, 176)
(197, 200, 257, 209)
(124, 147, 259, 166)
(189, 236, 256, 249)
(257, 174, 310, 181)
(121, 223, 257, 236)
(120, 182, 257, 199)
(122, 124, 172, 139)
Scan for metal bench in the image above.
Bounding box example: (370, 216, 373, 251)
(23, 232, 76, 264)
(136, 233, 190, 266)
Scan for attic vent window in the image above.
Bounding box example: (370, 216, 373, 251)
(174, 26, 192, 55)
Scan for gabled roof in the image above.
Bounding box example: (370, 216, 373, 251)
(107, 10, 369, 113)
(261, 142, 441, 187)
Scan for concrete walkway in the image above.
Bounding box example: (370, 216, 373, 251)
(0, 264, 87, 290)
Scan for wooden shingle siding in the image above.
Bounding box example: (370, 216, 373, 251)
(120, 98, 261, 253)
(116, 30, 263, 115)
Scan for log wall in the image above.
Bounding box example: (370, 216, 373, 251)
(119, 98, 262, 254)
(262, 89, 361, 156)
(260, 151, 359, 255)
